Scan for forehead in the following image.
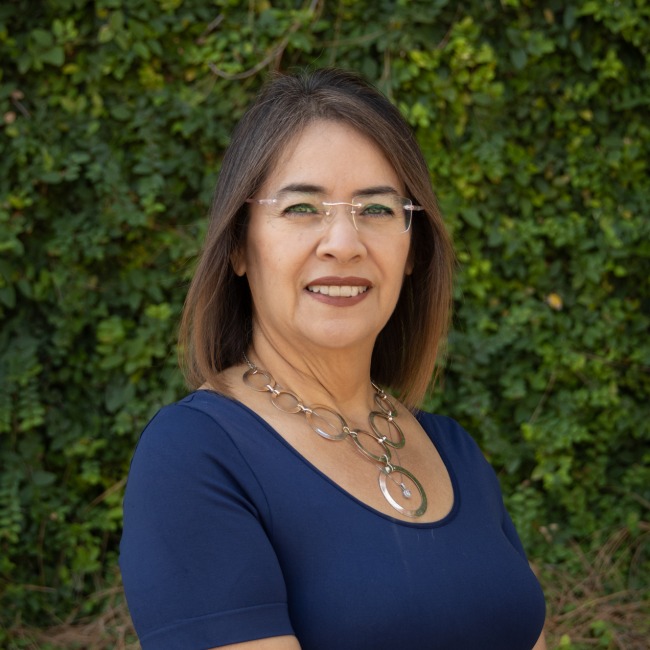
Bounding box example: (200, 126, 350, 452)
(259, 119, 404, 196)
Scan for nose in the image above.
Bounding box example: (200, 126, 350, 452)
(315, 207, 367, 263)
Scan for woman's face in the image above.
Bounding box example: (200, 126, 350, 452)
(233, 120, 413, 356)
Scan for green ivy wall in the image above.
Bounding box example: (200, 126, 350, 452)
(1, 0, 648, 636)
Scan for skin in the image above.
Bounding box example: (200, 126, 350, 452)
(231, 119, 414, 407)
(211, 119, 547, 650)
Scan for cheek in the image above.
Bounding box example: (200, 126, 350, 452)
(246, 247, 293, 297)
(255, 240, 305, 277)
(387, 240, 413, 279)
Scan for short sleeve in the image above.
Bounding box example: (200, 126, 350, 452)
(119, 403, 295, 649)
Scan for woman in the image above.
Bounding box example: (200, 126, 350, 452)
(120, 68, 546, 649)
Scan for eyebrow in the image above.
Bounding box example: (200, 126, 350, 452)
(276, 183, 400, 196)
(277, 183, 325, 195)
(354, 186, 399, 197)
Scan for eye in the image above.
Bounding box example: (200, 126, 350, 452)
(283, 203, 320, 216)
(359, 203, 395, 219)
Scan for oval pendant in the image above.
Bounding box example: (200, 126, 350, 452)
(378, 466, 427, 517)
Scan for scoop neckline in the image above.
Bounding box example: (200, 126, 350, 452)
(191, 389, 461, 529)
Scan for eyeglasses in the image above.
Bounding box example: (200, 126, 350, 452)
(246, 191, 423, 235)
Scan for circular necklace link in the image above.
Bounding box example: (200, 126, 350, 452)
(243, 367, 275, 392)
(305, 406, 349, 441)
(349, 428, 393, 463)
(242, 355, 428, 518)
(368, 411, 406, 449)
(372, 385, 398, 416)
(270, 390, 303, 414)
(379, 466, 428, 517)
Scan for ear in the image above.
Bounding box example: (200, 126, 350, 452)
(230, 246, 246, 277)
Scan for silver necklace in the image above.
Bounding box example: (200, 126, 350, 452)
(242, 355, 427, 518)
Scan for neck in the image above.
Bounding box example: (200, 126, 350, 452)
(248, 330, 377, 419)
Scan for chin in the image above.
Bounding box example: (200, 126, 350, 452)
(299, 323, 380, 352)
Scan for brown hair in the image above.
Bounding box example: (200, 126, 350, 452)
(179, 68, 454, 408)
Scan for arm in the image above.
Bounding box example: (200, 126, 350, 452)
(210, 637, 302, 650)
(120, 402, 295, 649)
(532, 631, 547, 650)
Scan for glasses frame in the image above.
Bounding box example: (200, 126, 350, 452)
(246, 195, 424, 235)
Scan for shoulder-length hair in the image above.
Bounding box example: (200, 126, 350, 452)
(179, 68, 454, 408)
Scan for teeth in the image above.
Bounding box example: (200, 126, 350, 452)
(308, 285, 368, 297)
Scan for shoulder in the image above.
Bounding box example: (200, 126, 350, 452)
(416, 411, 486, 458)
(147, 388, 245, 427)
(135, 390, 256, 454)
(416, 410, 503, 492)
(125, 391, 271, 510)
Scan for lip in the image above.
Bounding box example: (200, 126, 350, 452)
(305, 276, 372, 288)
(304, 276, 372, 306)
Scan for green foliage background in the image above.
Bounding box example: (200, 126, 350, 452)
(1, 0, 648, 642)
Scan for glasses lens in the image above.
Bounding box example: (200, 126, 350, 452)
(266, 192, 327, 230)
(259, 192, 414, 234)
(352, 195, 412, 234)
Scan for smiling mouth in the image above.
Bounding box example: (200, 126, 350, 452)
(307, 285, 370, 297)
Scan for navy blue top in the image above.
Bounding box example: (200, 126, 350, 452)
(120, 390, 545, 649)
